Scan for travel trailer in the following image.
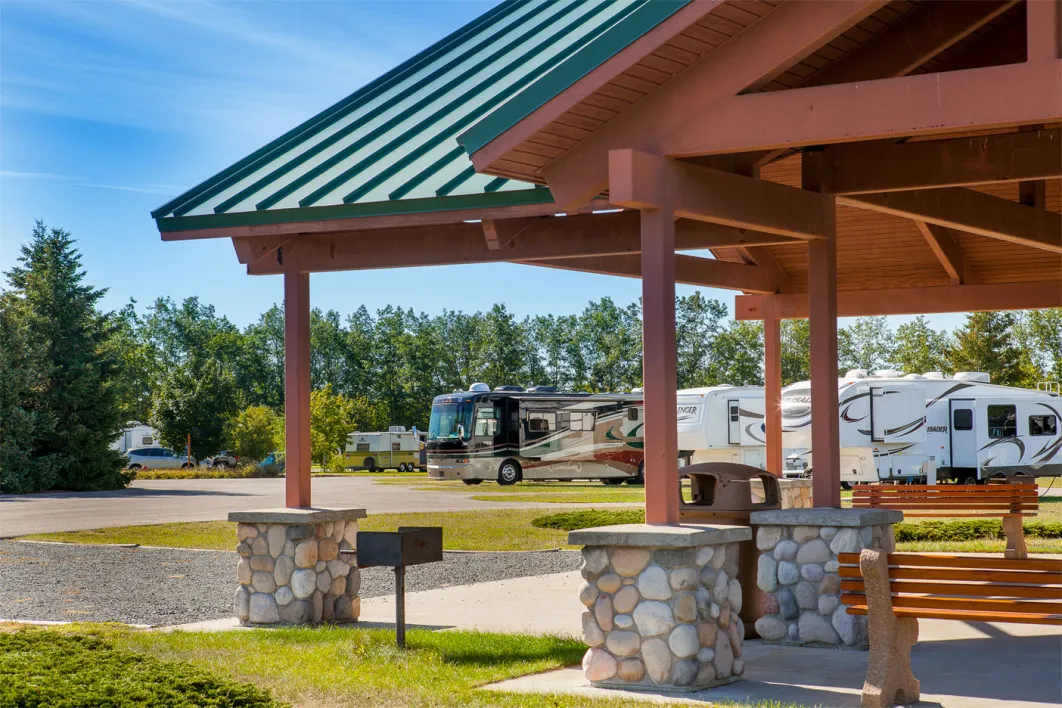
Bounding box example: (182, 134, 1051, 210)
(344, 427, 423, 472)
(111, 423, 158, 454)
(676, 386, 767, 469)
(782, 372, 1061, 484)
(426, 384, 644, 485)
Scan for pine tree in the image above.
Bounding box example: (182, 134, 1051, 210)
(948, 311, 1024, 386)
(893, 315, 949, 376)
(3, 222, 128, 491)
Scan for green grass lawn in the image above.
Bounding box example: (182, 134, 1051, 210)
(20, 509, 579, 552)
(385, 478, 647, 503)
(6, 624, 738, 708)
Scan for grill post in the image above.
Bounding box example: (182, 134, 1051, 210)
(395, 565, 406, 649)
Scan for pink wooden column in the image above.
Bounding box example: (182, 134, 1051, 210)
(763, 302, 783, 476)
(641, 207, 679, 524)
(1027, 0, 1061, 61)
(284, 258, 312, 508)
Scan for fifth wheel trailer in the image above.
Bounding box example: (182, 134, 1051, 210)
(676, 386, 767, 468)
(781, 372, 1061, 484)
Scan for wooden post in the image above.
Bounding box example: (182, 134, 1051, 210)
(1026, 0, 1061, 61)
(804, 152, 841, 508)
(640, 206, 679, 524)
(284, 257, 312, 508)
(764, 301, 783, 476)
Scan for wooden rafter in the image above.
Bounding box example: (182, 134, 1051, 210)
(819, 129, 1062, 195)
(733, 246, 794, 293)
(609, 149, 833, 240)
(662, 60, 1062, 157)
(840, 188, 1062, 254)
(243, 211, 803, 275)
(539, 0, 888, 209)
(914, 222, 968, 285)
(735, 281, 1062, 320)
(526, 253, 778, 294)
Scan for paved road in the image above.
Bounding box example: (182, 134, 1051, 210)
(0, 477, 617, 537)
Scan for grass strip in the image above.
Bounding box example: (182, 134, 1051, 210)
(0, 627, 283, 707)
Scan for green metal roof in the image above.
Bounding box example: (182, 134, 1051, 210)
(154, 0, 691, 234)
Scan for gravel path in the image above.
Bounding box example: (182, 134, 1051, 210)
(0, 540, 579, 626)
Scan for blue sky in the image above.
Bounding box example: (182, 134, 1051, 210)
(1, 0, 965, 332)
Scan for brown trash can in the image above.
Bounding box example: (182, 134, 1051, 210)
(678, 462, 781, 639)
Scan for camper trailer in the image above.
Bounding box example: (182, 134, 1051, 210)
(676, 386, 767, 469)
(344, 426, 422, 472)
(111, 423, 158, 454)
(782, 372, 1061, 484)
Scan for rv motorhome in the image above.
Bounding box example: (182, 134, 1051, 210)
(344, 426, 423, 472)
(782, 372, 1061, 484)
(111, 423, 158, 454)
(676, 386, 767, 469)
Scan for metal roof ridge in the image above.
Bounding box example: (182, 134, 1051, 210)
(457, 0, 693, 157)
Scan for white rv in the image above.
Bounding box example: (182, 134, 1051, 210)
(677, 386, 768, 469)
(111, 423, 158, 453)
(781, 372, 1061, 484)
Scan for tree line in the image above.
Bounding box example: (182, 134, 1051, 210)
(3, 224, 1060, 492)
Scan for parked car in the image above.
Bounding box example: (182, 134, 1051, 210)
(257, 452, 285, 476)
(125, 447, 195, 470)
(205, 451, 239, 469)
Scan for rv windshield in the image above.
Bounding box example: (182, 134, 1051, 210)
(428, 401, 474, 441)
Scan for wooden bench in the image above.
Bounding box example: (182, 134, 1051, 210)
(839, 550, 1062, 708)
(851, 482, 1039, 559)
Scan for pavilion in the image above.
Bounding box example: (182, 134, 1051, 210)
(155, 0, 1062, 522)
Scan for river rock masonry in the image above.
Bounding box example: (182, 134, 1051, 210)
(230, 507, 366, 626)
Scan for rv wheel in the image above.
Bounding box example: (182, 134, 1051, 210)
(128, 464, 142, 472)
(627, 461, 645, 485)
(497, 460, 521, 486)
(462, 479, 483, 486)
(398, 463, 407, 472)
(602, 478, 625, 485)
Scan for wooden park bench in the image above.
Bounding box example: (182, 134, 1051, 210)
(851, 481, 1039, 559)
(839, 550, 1062, 708)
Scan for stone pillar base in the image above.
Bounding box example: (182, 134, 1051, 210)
(569, 524, 753, 691)
(748, 508, 902, 648)
(228, 507, 366, 625)
(751, 478, 813, 509)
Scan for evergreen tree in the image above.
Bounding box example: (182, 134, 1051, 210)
(708, 320, 764, 385)
(780, 319, 811, 385)
(2, 222, 128, 491)
(675, 293, 727, 388)
(948, 312, 1025, 386)
(892, 315, 949, 376)
(1025, 309, 1062, 382)
(838, 316, 895, 373)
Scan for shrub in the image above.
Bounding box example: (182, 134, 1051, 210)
(532, 509, 645, 531)
(0, 629, 284, 707)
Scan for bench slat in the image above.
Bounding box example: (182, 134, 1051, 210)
(841, 579, 1062, 599)
(841, 593, 1062, 615)
(838, 565, 1062, 584)
(837, 553, 1062, 572)
(851, 484, 1038, 491)
(843, 605, 1062, 625)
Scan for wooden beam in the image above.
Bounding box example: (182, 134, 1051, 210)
(800, 0, 1017, 87)
(246, 212, 803, 275)
(820, 129, 1062, 195)
(734, 281, 1062, 320)
(1027, 0, 1061, 60)
(915, 222, 968, 285)
(734, 246, 795, 293)
(663, 60, 1062, 156)
(481, 218, 531, 251)
(540, 0, 887, 209)
(840, 188, 1062, 253)
(526, 254, 779, 294)
(609, 149, 834, 240)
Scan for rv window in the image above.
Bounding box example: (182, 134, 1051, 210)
(527, 411, 556, 432)
(392, 442, 401, 451)
(570, 412, 595, 431)
(141, 436, 153, 446)
(729, 404, 739, 423)
(987, 404, 1017, 439)
(1029, 414, 1058, 436)
(628, 408, 639, 422)
(474, 417, 499, 436)
(953, 409, 973, 431)
(356, 443, 370, 452)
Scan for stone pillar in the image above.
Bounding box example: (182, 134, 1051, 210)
(229, 508, 366, 625)
(750, 478, 812, 510)
(749, 508, 902, 648)
(569, 524, 753, 691)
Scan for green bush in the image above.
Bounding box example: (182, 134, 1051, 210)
(532, 509, 645, 531)
(532, 509, 1062, 543)
(0, 629, 284, 707)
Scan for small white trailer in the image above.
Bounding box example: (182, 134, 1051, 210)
(111, 423, 158, 453)
(781, 371, 1061, 484)
(676, 386, 768, 469)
